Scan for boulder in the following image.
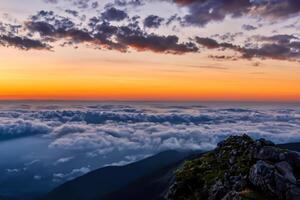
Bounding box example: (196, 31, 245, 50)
(275, 161, 297, 184)
(249, 160, 276, 195)
(222, 191, 241, 200)
(255, 146, 283, 161)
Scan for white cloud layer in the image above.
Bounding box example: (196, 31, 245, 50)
(0, 102, 299, 155)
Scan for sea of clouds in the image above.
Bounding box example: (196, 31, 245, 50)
(0, 101, 300, 191)
(1, 101, 300, 153)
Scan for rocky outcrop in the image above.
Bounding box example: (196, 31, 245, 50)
(166, 135, 300, 200)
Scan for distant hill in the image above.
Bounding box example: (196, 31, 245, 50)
(278, 142, 300, 152)
(42, 150, 193, 200)
(102, 152, 203, 200)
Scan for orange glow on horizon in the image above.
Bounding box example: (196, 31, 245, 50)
(0, 47, 300, 102)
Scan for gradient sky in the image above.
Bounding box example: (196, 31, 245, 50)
(0, 0, 299, 101)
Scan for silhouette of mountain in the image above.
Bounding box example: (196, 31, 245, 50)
(278, 142, 300, 152)
(42, 150, 193, 200)
(42, 140, 300, 200)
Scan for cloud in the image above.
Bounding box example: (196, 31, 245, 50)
(54, 156, 75, 165)
(0, 1, 297, 61)
(1, 103, 300, 155)
(117, 32, 199, 54)
(43, 0, 58, 3)
(243, 34, 300, 60)
(173, 0, 300, 26)
(195, 34, 300, 61)
(103, 154, 150, 166)
(65, 9, 79, 17)
(113, 0, 144, 7)
(43, 0, 98, 9)
(53, 124, 87, 136)
(33, 175, 42, 180)
(0, 34, 51, 50)
(53, 166, 90, 181)
(242, 24, 257, 31)
(25, 159, 41, 166)
(254, 34, 298, 44)
(6, 169, 20, 173)
(144, 15, 164, 28)
(0, 120, 51, 141)
(101, 7, 128, 22)
(24, 11, 199, 54)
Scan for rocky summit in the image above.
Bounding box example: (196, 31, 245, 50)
(166, 135, 300, 200)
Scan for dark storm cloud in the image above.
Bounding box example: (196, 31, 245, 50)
(173, 0, 300, 26)
(101, 7, 128, 21)
(144, 15, 164, 28)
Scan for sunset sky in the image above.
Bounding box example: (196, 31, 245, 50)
(0, 0, 299, 101)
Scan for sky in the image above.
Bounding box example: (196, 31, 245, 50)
(0, 0, 300, 101)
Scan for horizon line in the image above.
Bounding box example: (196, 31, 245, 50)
(0, 99, 299, 103)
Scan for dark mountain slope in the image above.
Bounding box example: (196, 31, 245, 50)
(102, 152, 203, 200)
(42, 150, 191, 200)
(101, 159, 180, 200)
(278, 142, 300, 152)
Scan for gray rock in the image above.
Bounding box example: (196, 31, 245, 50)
(274, 172, 288, 199)
(286, 151, 300, 169)
(209, 181, 228, 200)
(249, 160, 277, 195)
(250, 160, 300, 200)
(222, 191, 241, 200)
(279, 153, 286, 161)
(167, 135, 300, 200)
(256, 138, 275, 147)
(275, 161, 297, 184)
(255, 146, 281, 161)
(286, 183, 300, 200)
(229, 156, 235, 165)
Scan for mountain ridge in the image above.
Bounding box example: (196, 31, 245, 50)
(42, 138, 300, 200)
(42, 150, 193, 200)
